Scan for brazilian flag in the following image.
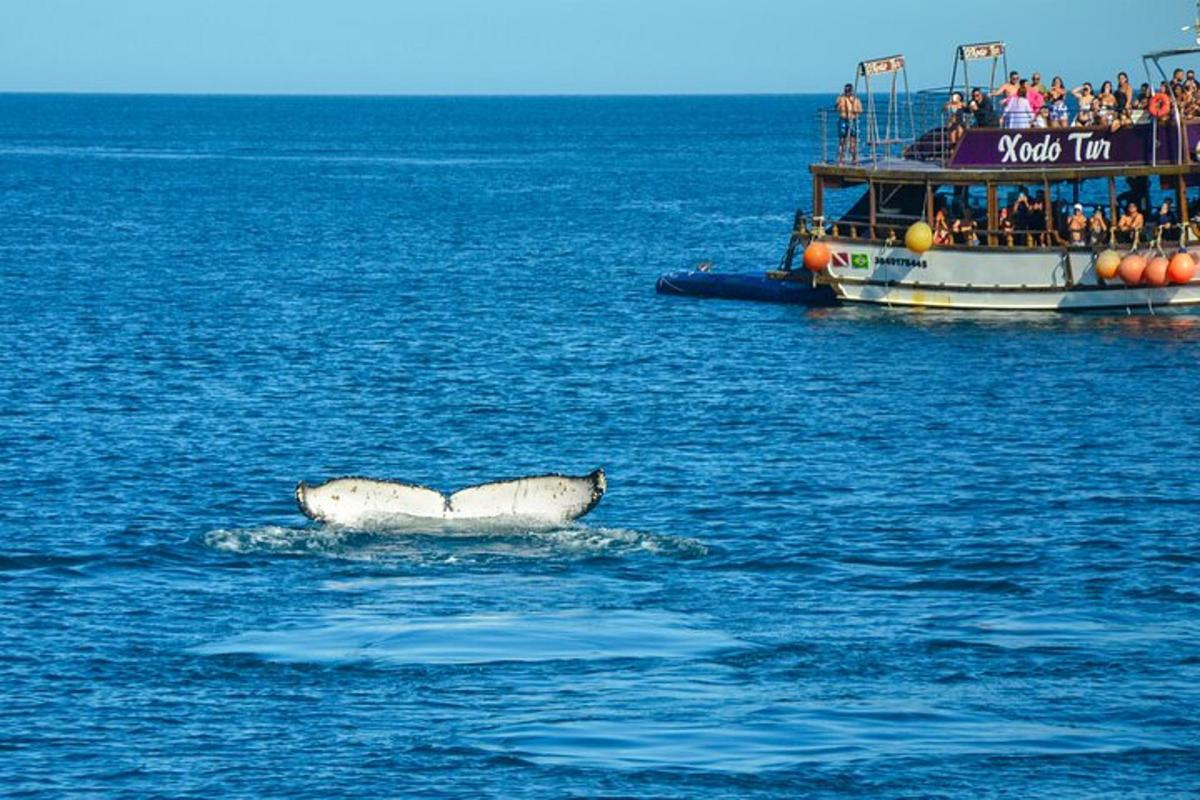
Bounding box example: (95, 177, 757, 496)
(851, 254, 870, 270)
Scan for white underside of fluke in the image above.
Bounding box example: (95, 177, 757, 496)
(295, 470, 606, 530)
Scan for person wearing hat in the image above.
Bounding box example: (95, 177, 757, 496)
(1068, 203, 1088, 244)
(836, 83, 863, 164)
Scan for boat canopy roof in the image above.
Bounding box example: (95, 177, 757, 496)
(1144, 46, 1200, 60)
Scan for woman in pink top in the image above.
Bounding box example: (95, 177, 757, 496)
(1022, 79, 1044, 114)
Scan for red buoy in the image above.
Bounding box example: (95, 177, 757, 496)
(1168, 252, 1197, 284)
(1118, 254, 1146, 286)
(803, 242, 832, 273)
(1145, 256, 1170, 287)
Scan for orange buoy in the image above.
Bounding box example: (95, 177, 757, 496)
(1145, 256, 1170, 287)
(1095, 250, 1121, 281)
(1168, 252, 1197, 284)
(803, 241, 832, 273)
(1150, 92, 1173, 119)
(1118, 253, 1147, 286)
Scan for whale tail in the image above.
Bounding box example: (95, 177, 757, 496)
(296, 469, 606, 530)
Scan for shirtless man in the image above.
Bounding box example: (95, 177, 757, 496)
(836, 84, 863, 164)
(992, 71, 1021, 99)
(1067, 203, 1088, 244)
(1117, 202, 1145, 245)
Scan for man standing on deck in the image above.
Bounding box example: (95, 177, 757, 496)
(992, 71, 1021, 99)
(836, 84, 863, 165)
(968, 88, 998, 128)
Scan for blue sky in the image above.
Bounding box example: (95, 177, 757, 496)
(0, 0, 1192, 94)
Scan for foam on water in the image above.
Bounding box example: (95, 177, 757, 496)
(203, 524, 708, 563)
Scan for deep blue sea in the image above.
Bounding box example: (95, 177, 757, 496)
(1, 94, 1199, 798)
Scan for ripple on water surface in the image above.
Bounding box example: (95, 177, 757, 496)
(193, 608, 744, 666)
(482, 710, 1168, 773)
(202, 523, 708, 564)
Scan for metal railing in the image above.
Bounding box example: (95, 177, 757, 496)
(796, 209, 1197, 251)
(816, 92, 957, 166)
(815, 92, 1197, 169)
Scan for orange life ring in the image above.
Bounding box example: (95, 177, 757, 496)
(1149, 93, 1172, 119)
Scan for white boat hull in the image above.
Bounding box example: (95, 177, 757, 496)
(819, 240, 1200, 312)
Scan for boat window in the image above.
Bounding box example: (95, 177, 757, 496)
(933, 185, 986, 222)
(996, 184, 1054, 247)
(1051, 179, 1110, 247)
(824, 182, 870, 235)
(873, 182, 926, 228)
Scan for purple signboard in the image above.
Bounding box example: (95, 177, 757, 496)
(949, 123, 1198, 169)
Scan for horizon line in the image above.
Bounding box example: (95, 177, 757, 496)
(0, 89, 844, 100)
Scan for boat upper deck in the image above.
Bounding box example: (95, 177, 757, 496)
(816, 41, 1200, 184)
(813, 119, 1200, 183)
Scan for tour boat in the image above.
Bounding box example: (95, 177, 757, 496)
(795, 31, 1200, 313)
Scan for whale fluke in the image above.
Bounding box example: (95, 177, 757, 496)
(295, 469, 606, 529)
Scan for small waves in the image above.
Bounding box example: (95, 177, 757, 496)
(479, 707, 1169, 773)
(192, 608, 744, 666)
(202, 524, 708, 563)
(0, 143, 520, 166)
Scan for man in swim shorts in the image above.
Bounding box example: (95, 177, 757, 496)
(836, 84, 863, 164)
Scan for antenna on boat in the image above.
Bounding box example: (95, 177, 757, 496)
(1183, 0, 1200, 44)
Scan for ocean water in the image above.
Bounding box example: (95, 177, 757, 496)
(1, 94, 1198, 798)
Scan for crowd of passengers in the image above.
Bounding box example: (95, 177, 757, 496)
(928, 182, 1188, 248)
(943, 68, 1200, 136)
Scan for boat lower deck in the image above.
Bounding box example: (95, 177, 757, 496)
(817, 238, 1200, 312)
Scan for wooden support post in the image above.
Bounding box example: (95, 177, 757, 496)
(1108, 176, 1118, 231)
(868, 179, 877, 240)
(1042, 178, 1053, 245)
(812, 176, 824, 220)
(986, 183, 998, 247)
(1178, 174, 1190, 246)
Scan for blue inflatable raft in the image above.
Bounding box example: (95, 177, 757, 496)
(655, 269, 838, 306)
